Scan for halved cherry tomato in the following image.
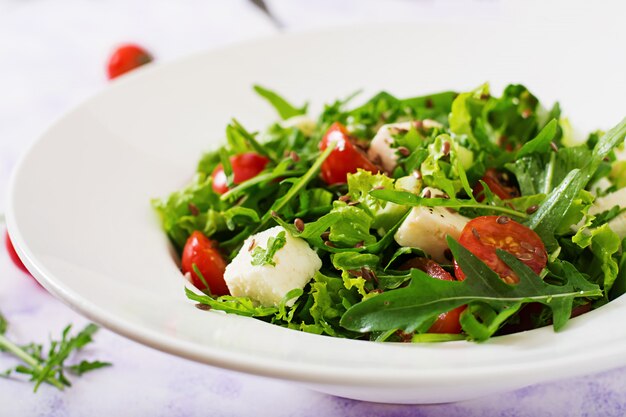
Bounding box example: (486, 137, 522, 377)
(211, 152, 270, 194)
(319, 122, 378, 185)
(473, 168, 520, 202)
(5, 230, 29, 274)
(454, 216, 547, 284)
(107, 44, 153, 80)
(181, 231, 229, 295)
(400, 258, 464, 334)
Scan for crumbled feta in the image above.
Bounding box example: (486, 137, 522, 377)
(368, 120, 443, 172)
(394, 187, 470, 263)
(224, 226, 322, 307)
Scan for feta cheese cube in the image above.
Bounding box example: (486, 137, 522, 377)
(224, 226, 322, 307)
(394, 188, 470, 263)
(368, 120, 443, 172)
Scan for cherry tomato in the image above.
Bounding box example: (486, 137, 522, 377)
(319, 122, 378, 185)
(400, 257, 464, 334)
(107, 44, 153, 80)
(454, 216, 547, 284)
(181, 231, 229, 295)
(4, 230, 29, 274)
(473, 168, 520, 202)
(211, 152, 270, 195)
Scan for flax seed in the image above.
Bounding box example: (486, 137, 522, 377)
(188, 202, 200, 216)
(441, 141, 451, 156)
(550, 141, 559, 152)
(526, 205, 539, 214)
(397, 146, 410, 157)
(496, 215, 510, 224)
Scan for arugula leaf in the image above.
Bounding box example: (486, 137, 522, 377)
(68, 360, 111, 376)
(590, 205, 626, 229)
(251, 231, 287, 266)
(0, 311, 6, 335)
(186, 288, 278, 317)
(223, 207, 260, 230)
(340, 237, 601, 334)
(460, 302, 522, 341)
(253, 85, 308, 120)
(517, 119, 558, 158)
(526, 169, 582, 249)
(370, 189, 528, 219)
(384, 247, 426, 271)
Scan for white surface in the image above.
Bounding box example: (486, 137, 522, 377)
(5, 21, 626, 404)
(1, 0, 626, 414)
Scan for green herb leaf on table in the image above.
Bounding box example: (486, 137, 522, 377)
(0, 316, 110, 392)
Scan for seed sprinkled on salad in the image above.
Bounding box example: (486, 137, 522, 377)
(294, 218, 305, 232)
(497, 215, 511, 224)
(154, 83, 626, 343)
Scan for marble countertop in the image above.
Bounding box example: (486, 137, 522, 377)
(1, 1, 625, 415)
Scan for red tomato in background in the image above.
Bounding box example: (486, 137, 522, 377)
(4, 230, 29, 274)
(211, 152, 270, 195)
(473, 168, 520, 202)
(400, 257, 464, 334)
(107, 44, 153, 80)
(319, 122, 379, 185)
(454, 216, 547, 284)
(181, 231, 229, 295)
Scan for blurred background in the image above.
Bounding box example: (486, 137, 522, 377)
(1, 0, 625, 416)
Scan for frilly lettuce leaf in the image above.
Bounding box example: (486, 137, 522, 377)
(329, 203, 376, 247)
(347, 170, 408, 231)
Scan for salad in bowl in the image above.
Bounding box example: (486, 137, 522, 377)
(154, 84, 626, 343)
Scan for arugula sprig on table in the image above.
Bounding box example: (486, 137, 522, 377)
(0, 310, 110, 391)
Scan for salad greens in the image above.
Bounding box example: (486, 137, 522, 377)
(154, 83, 626, 343)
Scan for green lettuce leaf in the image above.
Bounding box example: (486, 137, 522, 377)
(329, 203, 376, 247)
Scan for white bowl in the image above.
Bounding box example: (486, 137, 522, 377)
(7, 23, 626, 404)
